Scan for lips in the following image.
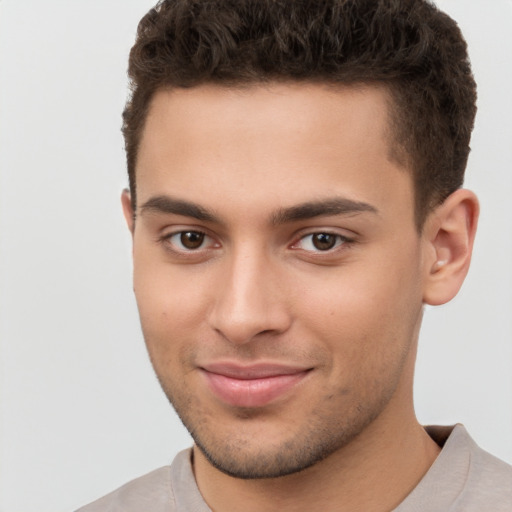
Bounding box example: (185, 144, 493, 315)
(200, 363, 311, 408)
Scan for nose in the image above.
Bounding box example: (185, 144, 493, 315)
(207, 247, 292, 345)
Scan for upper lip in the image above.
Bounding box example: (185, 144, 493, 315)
(200, 362, 312, 380)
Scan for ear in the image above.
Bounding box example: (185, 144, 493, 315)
(422, 189, 479, 306)
(121, 188, 135, 235)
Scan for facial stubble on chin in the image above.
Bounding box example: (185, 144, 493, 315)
(155, 372, 397, 480)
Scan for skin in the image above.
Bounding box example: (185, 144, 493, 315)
(122, 83, 478, 512)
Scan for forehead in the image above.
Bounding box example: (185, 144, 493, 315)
(139, 82, 395, 161)
(136, 82, 414, 225)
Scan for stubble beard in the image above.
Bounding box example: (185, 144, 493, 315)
(157, 374, 396, 480)
(145, 317, 415, 480)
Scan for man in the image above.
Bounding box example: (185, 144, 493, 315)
(78, 0, 512, 510)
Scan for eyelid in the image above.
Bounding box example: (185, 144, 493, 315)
(157, 225, 354, 255)
(290, 230, 354, 253)
(159, 227, 220, 253)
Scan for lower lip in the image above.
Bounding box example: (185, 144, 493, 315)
(202, 370, 309, 408)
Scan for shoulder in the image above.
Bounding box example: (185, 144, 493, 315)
(460, 438, 512, 510)
(75, 466, 174, 512)
(430, 424, 512, 511)
(75, 448, 209, 512)
(396, 425, 512, 512)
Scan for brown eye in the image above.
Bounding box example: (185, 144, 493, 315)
(312, 233, 337, 250)
(179, 231, 205, 249)
(292, 232, 348, 253)
(163, 230, 219, 256)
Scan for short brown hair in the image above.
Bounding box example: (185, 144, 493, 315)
(123, 0, 477, 228)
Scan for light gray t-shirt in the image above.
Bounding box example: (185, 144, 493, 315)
(77, 425, 512, 511)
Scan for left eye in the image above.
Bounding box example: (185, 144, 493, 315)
(166, 231, 212, 251)
(294, 233, 347, 252)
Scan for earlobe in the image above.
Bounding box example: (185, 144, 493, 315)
(422, 189, 479, 306)
(121, 188, 135, 235)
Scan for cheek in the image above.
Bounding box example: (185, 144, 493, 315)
(291, 246, 424, 356)
(134, 254, 209, 320)
(296, 267, 421, 327)
(132, 257, 213, 367)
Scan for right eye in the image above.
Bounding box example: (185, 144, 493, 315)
(164, 230, 214, 251)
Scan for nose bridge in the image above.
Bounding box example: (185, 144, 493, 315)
(208, 241, 290, 344)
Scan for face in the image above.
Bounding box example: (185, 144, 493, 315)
(128, 83, 428, 479)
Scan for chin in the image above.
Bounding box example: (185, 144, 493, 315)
(183, 399, 385, 480)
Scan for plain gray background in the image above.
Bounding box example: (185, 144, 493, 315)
(0, 1, 511, 511)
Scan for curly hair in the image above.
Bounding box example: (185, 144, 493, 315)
(123, 0, 477, 228)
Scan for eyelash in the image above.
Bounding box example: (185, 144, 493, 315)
(160, 230, 217, 253)
(290, 232, 353, 253)
(158, 229, 354, 257)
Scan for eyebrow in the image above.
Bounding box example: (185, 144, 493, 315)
(271, 198, 379, 225)
(138, 194, 379, 225)
(139, 195, 219, 222)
